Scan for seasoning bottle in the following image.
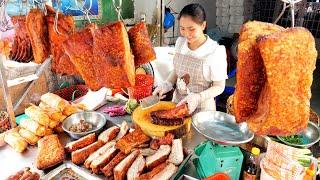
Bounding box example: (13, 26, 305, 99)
(243, 147, 260, 180)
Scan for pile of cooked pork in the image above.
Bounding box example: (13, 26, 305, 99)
(9, 6, 156, 90)
(65, 121, 185, 180)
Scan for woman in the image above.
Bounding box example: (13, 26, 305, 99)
(153, 3, 228, 114)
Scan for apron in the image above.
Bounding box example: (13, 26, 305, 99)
(173, 41, 216, 112)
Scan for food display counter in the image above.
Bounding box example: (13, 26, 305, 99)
(0, 101, 206, 179)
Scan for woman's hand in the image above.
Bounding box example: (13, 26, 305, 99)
(152, 82, 173, 99)
(177, 93, 201, 114)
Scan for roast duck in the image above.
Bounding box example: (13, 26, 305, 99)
(234, 21, 317, 136)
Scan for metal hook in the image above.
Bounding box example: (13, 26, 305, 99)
(276, 0, 303, 27)
(69, 0, 92, 23)
(112, 0, 123, 21)
(82, 0, 92, 23)
(0, 0, 14, 32)
(54, 0, 63, 35)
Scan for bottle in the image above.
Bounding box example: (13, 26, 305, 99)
(243, 147, 260, 180)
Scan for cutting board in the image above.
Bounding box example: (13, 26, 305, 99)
(132, 101, 191, 138)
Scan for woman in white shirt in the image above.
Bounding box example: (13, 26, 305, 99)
(153, 3, 228, 114)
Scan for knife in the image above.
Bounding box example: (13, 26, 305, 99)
(139, 94, 160, 109)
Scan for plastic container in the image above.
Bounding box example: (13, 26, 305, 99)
(128, 74, 153, 101)
(204, 173, 231, 180)
(193, 141, 243, 180)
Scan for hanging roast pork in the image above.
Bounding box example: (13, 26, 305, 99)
(26, 9, 50, 64)
(128, 22, 156, 67)
(234, 21, 317, 136)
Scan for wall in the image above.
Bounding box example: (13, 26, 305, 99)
(162, 0, 216, 45)
(134, 0, 159, 24)
(134, 0, 216, 45)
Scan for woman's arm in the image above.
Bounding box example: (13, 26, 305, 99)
(199, 80, 225, 101)
(165, 70, 178, 85)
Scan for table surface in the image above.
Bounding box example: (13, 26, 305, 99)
(0, 102, 206, 179)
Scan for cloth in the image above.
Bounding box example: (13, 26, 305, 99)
(172, 36, 227, 112)
(175, 36, 228, 82)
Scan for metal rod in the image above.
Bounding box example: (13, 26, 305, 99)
(0, 53, 16, 128)
(291, 3, 295, 27)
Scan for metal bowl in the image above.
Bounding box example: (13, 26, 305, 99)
(62, 111, 106, 139)
(192, 111, 254, 145)
(277, 121, 320, 148)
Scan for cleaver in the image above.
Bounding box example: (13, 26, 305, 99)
(139, 94, 160, 109)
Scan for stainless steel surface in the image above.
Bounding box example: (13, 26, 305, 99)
(277, 121, 320, 148)
(192, 111, 254, 145)
(0, 103, 205, 179)
(62, 111, 106, 139)
(13, 58, 51, 111)
(42, 162, 101, 180)
(0, 54, 16, 128)
(140, 94, 160, 109)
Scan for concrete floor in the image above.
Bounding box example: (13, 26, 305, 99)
(225, 61, 320, 115)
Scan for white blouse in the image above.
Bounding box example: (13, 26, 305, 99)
(175, 36, 228, 82)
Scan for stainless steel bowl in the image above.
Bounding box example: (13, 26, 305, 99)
(62, 111, 106, 139)
(192, 111, 254, 145)
(277, 121, 320, 148)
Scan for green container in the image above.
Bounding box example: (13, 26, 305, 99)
(193, 141, 243, 180)
(15, 114, 29, 125)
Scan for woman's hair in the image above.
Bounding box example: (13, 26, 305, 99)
(178, 3, 206, 25)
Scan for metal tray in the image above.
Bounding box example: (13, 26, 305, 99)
(47, 118, 194, 180)
(277, 121, 320, 148)
(192, 111, 254, 145)
(42, 162, 102, 180)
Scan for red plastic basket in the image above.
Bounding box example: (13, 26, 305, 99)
(54, 85, 89, 102)
(128, 74, 153, 100)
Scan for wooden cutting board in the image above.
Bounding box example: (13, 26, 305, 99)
(132, 101, 191, 138)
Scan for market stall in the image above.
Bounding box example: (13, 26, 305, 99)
(1, 0, 320, 180)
